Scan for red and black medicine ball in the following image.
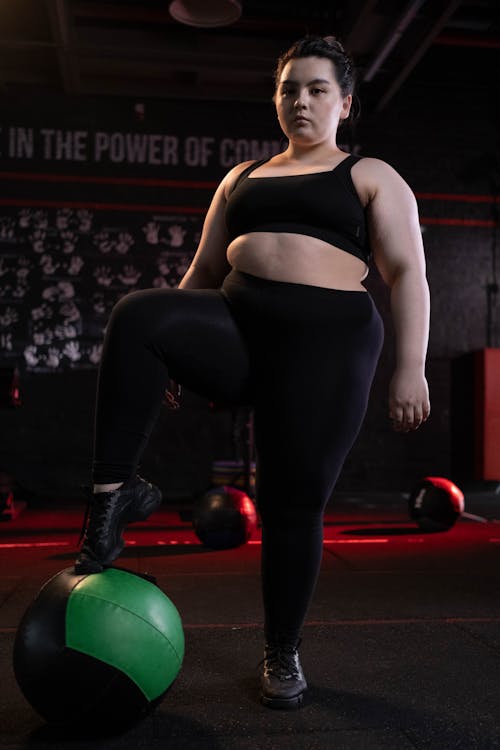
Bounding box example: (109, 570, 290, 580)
(408, 476, 464, 532)
(193, 485, 257, 549)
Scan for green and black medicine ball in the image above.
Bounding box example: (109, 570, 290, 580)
(13, 567, 184, 729)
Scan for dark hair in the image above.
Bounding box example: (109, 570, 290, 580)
(273, 35, 360, 129)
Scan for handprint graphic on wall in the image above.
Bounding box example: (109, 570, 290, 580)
(1, 207, 198, 372)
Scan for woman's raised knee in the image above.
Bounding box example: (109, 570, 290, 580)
(109, 289, 172, 336)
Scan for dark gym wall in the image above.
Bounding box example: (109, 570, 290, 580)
(0, 96, 285, 499)
(0, 64, 498, 499)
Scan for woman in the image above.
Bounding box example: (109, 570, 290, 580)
(75, 35, 430, 710)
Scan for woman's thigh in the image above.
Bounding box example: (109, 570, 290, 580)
(253, 353, 374, 518)
(103, 287, 254, 406)
(250, 296, 384, 521)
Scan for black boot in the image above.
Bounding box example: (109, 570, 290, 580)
(74, 475, 162, 574)
(260, 639, 307, 709)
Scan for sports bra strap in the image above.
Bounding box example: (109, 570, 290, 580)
(330, 153, 362, 171)
(230, 153, 362, 192)
(230, 158, 270, 194)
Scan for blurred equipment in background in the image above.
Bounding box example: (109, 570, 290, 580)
(451, 349, 500, 490)
(194, 405, 257, 549)
(0, 367, 24, 520)
(0, 366, 21, 408)
(211, 404, 255, 499)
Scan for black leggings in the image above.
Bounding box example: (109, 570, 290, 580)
(93, 269, 384, 645)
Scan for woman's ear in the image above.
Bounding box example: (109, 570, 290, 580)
(342, 93, 352, 118)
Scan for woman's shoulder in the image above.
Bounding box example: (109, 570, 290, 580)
(352, 156, 410, 205)
(222, 159, 261, 200)
(353, 155, 397, 173)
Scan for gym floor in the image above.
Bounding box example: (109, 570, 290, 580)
(2, 486, 500, 750)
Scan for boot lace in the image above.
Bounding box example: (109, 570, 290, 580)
(77, 486, 123, 546)
(259, 639, 302, 681)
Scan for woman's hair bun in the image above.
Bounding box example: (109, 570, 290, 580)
(322, 35, 345, 52)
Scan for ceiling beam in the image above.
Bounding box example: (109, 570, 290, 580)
(373, 0, 463, 112)
(343, 0, 380, 53)
(362, 0, 427, 84)
(45, 0, 80, 94)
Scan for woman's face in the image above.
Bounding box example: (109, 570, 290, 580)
(274, 56, 351, 146)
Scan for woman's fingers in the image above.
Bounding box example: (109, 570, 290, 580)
(388, 371, 431, 432)
(390, 402, 430, 431)
(389, 405, 404, 428)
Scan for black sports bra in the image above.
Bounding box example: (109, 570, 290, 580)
(224, 153, 371, 264)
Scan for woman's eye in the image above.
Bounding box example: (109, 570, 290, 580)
(280, 88, 325, 96)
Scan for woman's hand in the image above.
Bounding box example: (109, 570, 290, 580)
(165, 378, 182, 410)
(388, 367, 430, 432)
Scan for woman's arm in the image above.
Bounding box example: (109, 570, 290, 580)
(365, 158, 431, 432)
(178, 160, 255, 290)
(167, 161, 254, 406)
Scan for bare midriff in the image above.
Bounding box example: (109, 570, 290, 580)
(226, 233, 369, 292)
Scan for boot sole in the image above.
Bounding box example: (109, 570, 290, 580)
(74, 558, 105, 575)
(261, 691, 304, 709)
